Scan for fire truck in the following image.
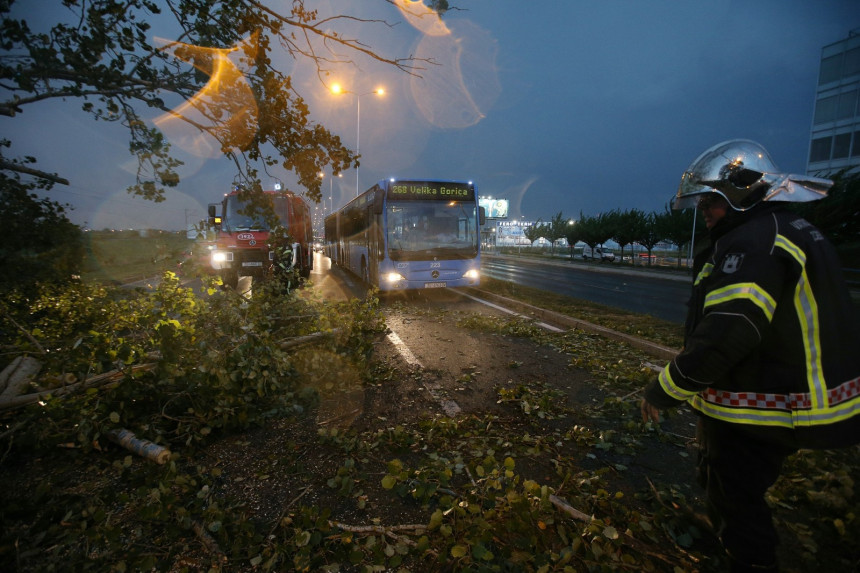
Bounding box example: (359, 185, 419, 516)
(207, 185, 313, 288)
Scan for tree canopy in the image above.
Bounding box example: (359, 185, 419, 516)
(0, 0, 434, 204)
(0, 170, 83, 292)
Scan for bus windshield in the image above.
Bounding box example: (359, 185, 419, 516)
(386, 200, 479, 260)
(222, 195, 289, 232)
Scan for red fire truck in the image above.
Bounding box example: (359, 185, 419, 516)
(207, 185, 313, 288)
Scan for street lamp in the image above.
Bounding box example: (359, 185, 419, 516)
(331, 83, 385, 196)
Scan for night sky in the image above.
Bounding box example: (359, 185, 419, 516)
(3, 1, 858, 230)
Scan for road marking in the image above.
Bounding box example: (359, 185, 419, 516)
(457, 292, 565, 333)
(386, 330, 461, 417)
(386, 330, 421, 368)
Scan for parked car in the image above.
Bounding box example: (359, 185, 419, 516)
(582, 246, 615, 262)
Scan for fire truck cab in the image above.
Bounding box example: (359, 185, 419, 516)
(208, 186, 313, 288)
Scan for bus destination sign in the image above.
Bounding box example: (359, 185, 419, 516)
(388, 181, 474, 201)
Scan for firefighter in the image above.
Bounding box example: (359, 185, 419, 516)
(640, 139, 860, 572)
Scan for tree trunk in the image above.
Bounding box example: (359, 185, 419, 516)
(0, 356, 42, 398)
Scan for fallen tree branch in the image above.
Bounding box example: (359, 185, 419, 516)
(0, 356, 42, 398)
(0, 309, 47, 355)
(328, 521, 427, 535)
(317, 407, 362, 427)
(646, 476, 712, 534)
(551, 492, 693, 569)
(549, 494, 593, 522)
(0, 363, 156, 412)
(269, 485, 313, 536)
(328, 521, 435, 556)
(192, 521, 228, 563)
(105, 428, 172, 464)
(279, 328, 341, 350)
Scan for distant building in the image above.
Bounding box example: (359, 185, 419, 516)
(807, 28, 860, 176)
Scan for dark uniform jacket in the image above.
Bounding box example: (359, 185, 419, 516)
(644, 204, 860, 449)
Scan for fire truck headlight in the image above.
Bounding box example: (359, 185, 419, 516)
(463, 269, 479, 279)
(384, 272, 405, 283)
(212, 251, 232, 263)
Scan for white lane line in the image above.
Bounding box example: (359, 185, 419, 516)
(457, 292, 565, 333)
(386, 330, 461, 417)
(386, 330, 422, 368)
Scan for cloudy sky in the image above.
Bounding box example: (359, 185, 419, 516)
(3, 1, 859, 230)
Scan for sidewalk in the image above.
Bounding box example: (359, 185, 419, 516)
(484, 252, 693, 283)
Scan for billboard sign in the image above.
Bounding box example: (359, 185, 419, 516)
(479, 198, 509, 219)
(496, 223, 533, 246)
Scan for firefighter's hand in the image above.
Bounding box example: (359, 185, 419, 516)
(640, 398, 661, 424)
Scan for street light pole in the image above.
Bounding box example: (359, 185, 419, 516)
(355, 95, 361, 197)
(319, 170, 342, 216)
(330, 172, 341, 213)
(331, 84, 384, 197)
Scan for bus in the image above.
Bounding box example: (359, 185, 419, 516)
(324, 179, 485, 291)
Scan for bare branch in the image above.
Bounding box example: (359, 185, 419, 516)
(245, 0, 430, 76)
(0, 159, 70, 186)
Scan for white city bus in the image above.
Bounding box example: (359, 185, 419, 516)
(325, 179, 485, 291)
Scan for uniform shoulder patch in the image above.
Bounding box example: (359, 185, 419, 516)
(721, 253, 744, 274)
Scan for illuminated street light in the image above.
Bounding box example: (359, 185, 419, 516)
(331, 83, 385, 196)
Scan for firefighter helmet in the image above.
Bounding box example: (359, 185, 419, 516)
(674, 139, 832, 211)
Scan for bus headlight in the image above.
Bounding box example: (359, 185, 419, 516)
(463, 269, 479, 279)
(384, 272, 405, 283)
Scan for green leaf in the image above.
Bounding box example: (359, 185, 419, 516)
(675, 532, 693, 547)
(834, 518, 846, 536)
(428, 509, 444, 530)
(603, 525, 619, 540)
(296, 530, 312, 547)
(472, 543, 494, 561)
(450, 544, 468, 558)
(381, 475, 397, 490)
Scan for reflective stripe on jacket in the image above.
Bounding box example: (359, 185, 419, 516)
(645, 206, 860, 449)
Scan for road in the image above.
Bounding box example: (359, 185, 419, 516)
(163, 250, 690, 325)
(312, 250, 690, 326)
(481, 254, 691, 324)
(305, 249, 684, 450)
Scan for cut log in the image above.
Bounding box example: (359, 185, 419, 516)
(106, 429, 171, 464)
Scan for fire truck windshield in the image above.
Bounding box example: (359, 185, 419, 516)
(222, 195, 289, 232)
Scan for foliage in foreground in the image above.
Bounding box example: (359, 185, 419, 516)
(1, 275, 858, 572)
(0, 272, 382, 565)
